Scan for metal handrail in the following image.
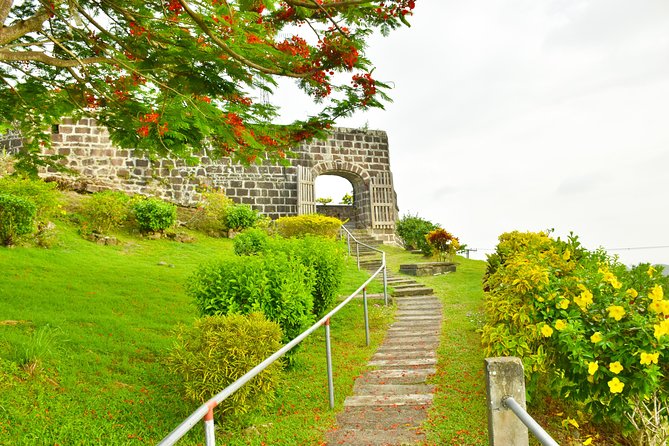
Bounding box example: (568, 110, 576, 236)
(340, 226, 388, 305)
(158, 229, 389, 446)
(502, 396, 560, 446)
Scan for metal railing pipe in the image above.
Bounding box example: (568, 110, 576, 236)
(502, 396, 559, 446)
(363, 287, 370, 347)
(325, 319, 335, 409)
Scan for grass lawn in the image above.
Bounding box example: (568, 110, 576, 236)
(0, 222, 392, 445)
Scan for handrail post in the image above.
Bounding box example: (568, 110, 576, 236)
(382, 263, 388, 306)
(204, 401, 217, 446)
(347, 232, 351, 256)
(324, 319, 335, 409)
(484, 357, 529, 446)
(363, 287, 370, 347)
(356, 243, 360, 270)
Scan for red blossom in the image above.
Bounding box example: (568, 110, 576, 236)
(137, 125, 150, 137)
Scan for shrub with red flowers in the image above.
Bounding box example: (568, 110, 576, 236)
(425, 228, 460, 262)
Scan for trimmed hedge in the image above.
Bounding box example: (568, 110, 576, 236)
(167, 313, 283, 414)
(275, 214, 342, 239)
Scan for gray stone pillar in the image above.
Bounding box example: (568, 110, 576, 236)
(485, 357, 529, 446)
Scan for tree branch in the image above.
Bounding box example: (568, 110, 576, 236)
(0, 5, 52, 46)
(0, 49, 108, 66)
(0, 0, 13, 26)
(284, 0, 377, 9)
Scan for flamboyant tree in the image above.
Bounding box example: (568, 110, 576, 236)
(0, 0, 415, 169)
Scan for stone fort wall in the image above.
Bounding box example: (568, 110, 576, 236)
(30, 119, 399, 241)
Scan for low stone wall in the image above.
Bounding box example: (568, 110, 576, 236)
(399, 262, 457, 276)
(316, 204, 357, 227)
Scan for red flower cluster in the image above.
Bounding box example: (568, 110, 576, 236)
(352, 73, 377, 104)
(167, 0, 183, 15)
(140, 112, 160, 123)
(137, 125, 150, 137)
(129, 22, 147, 37)
(318, 34, 359, 70)
(225, 113, 245, 137)
(277, 36, 310, 58)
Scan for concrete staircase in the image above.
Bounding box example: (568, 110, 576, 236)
(326, 249, 442, 445)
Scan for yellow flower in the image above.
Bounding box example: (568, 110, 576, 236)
(583, 437, 593, 445)
(650, 298, 669, 316)
(608, 377, 625, 394)
(555, 320, 567, 331)
(609, 361, 623, 374)
(587, 375, 594, 383)
(648, 266, 656, 277)
(649, 300, 663, 313)
(607, 305, 625, 321)
(600, 270, 622, 289)
(649, 284, 664, 301)
(557, 299, 570, 310)
(563, 250, 571, 261)
(640, 352, 660, 365)
(574, 287, 594, 310)
(626, 288, 638, 299)
(590, 332, 603, 343)
(541, 325, 554, 337)
(654, 320, 669, 340)
(588, 361, 598, 375)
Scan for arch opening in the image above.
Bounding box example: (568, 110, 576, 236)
(313, 171, 367, 228)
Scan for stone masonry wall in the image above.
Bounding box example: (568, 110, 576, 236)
(40, 119, 399, 232)
(0, 130, 22, 153)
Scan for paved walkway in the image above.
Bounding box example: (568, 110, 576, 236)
(326, 275, 442, 446)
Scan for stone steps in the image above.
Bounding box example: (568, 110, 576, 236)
(325, 275, 442, 446)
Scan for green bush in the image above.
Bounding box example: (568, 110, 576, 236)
(167, 313, 284, 414)
(0, 194, 36, 246)
(269, 236, 345, 317)
(187, 253, 315, 344)
(275, 214, 342, 239)
(225, 204, 259, 232)
(191, 190, 234, 236)
(395, 213, 438, 255)
(80, 190, 130, 234)
(233, 228, 269, 256)
(0, 176, 60, 225)
(131, 197, 177, 233)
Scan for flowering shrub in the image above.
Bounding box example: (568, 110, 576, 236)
(425, 228, 460, 262)
(482, 231, 669, 444)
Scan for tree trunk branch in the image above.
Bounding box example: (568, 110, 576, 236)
(0, 5, 51, 46)
(0, 0, 13, 26)
(0, 49, 109, 66)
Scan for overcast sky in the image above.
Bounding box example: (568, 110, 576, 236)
(284, 0, 669, 265)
